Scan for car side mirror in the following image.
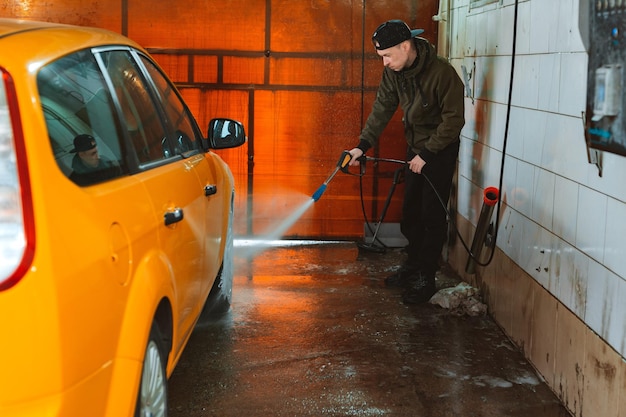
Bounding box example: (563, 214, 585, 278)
(207, 118, 246, 149)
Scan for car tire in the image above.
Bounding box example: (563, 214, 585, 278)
(200, 196, 234, 319)
(135, 322, 168, 417)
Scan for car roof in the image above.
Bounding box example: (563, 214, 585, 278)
(0, 18, 69, 35)
(0, 19, 145, 69)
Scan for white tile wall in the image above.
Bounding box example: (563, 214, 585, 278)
(486, 7, 499, 55)
(490, 56, 513, 104)
(450, 0, 468, 9)
(496, 5, 514, 55)
(473, 57, 490, 101)
(514, 55, 540, 109)
(529, 0, 558, 54)
(556, 241, 589, 319)
(474, 139, 488, 178)
(458, 136, 474, 184)
(455, 0, 626, 360)
(585, 260, 620, 342)
(604, 197, 626, 279)
(526, 222, 557, 291)
(536, 54, 560, 112)
(607, 276, 626, 354)
(543, 230, 560, 295)
(558, 53, 588, 117)
(464, 13, 477, 57)
(522, 109, 548, 166)
(541, 114, 589, 184)
(457, 175, 475, 222)
(519, 211, 541, 273)
(461, 95, 478, 140)
(503, 155, 518, 209)
(450, 7, 466, 59)
(484, 146, 504, 188)
(506, 108, 524, 159)
(486, 102, 506, 152)
(475, 11, 489, 56)
(556, 0, 585, 53)
(552, 175, 578, 245)
(575, 186, 607, 263)
(531, 167, 555, 230)
(513, 160, 534, 218)
(498, 205, 524, 263)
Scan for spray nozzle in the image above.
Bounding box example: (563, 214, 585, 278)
(311, 151, 406, 203)
(311, 151, 354, 202)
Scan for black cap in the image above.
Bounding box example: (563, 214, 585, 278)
(372, 20, 424, 50)
(70, 134, 97, 153)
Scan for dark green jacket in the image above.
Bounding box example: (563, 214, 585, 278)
(358, 38, 465, 163)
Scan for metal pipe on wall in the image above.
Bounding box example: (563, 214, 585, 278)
(465, 187, 499, 274)
(433, 0, 452, 58)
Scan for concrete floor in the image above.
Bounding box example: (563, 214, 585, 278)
(168, 241, 571, 417)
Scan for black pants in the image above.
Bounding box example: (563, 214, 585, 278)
(401, 141, 459, 277)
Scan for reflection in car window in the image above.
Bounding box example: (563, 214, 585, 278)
(102, 51, 168, 165)
(139, 55, 200, 157)
(37, 49, 126, 186)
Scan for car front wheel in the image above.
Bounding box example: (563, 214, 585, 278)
(135, 322, 168, 417)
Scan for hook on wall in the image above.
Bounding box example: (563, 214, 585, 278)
(461, 62, 475, 104)
(582, 111, 603, 177)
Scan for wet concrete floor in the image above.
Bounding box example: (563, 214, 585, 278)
(168, 241, 571, 417)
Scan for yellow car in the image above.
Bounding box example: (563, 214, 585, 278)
(0, 19, 245, 416)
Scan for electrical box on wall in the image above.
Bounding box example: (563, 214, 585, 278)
(583, 0, 626, 161)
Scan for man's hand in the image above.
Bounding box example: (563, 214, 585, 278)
(408, 154, 426, 174)
(347, 148, 364, 166)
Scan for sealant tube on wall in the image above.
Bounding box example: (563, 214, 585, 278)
(465, 186, 499, 274)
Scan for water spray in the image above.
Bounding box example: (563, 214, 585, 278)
(311, 150, 353, 202)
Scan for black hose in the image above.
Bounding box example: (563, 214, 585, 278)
(477, 0, 518, 267)
(355, 157, 486, 265)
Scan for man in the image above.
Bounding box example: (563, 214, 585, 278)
(347, 20, 465, 304)
(69, 134, 122, 186)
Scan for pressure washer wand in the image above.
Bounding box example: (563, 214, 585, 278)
(311, 150, 353, 202)
(364, 156, 406, 165)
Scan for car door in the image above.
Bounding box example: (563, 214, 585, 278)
(137, 55, 223, 287)
(100, 49, 206, 346)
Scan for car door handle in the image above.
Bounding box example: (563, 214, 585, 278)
(205, 185, 217, 196)
(164, 208, 184, 225)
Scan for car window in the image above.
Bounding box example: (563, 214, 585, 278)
(139, 55, 200, 157)
(101, 50, 171, 166)
(37, 49, 126, 186)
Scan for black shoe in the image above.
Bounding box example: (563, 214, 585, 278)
(402, 272, 437, 304)
(384, 266, 419, 288)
